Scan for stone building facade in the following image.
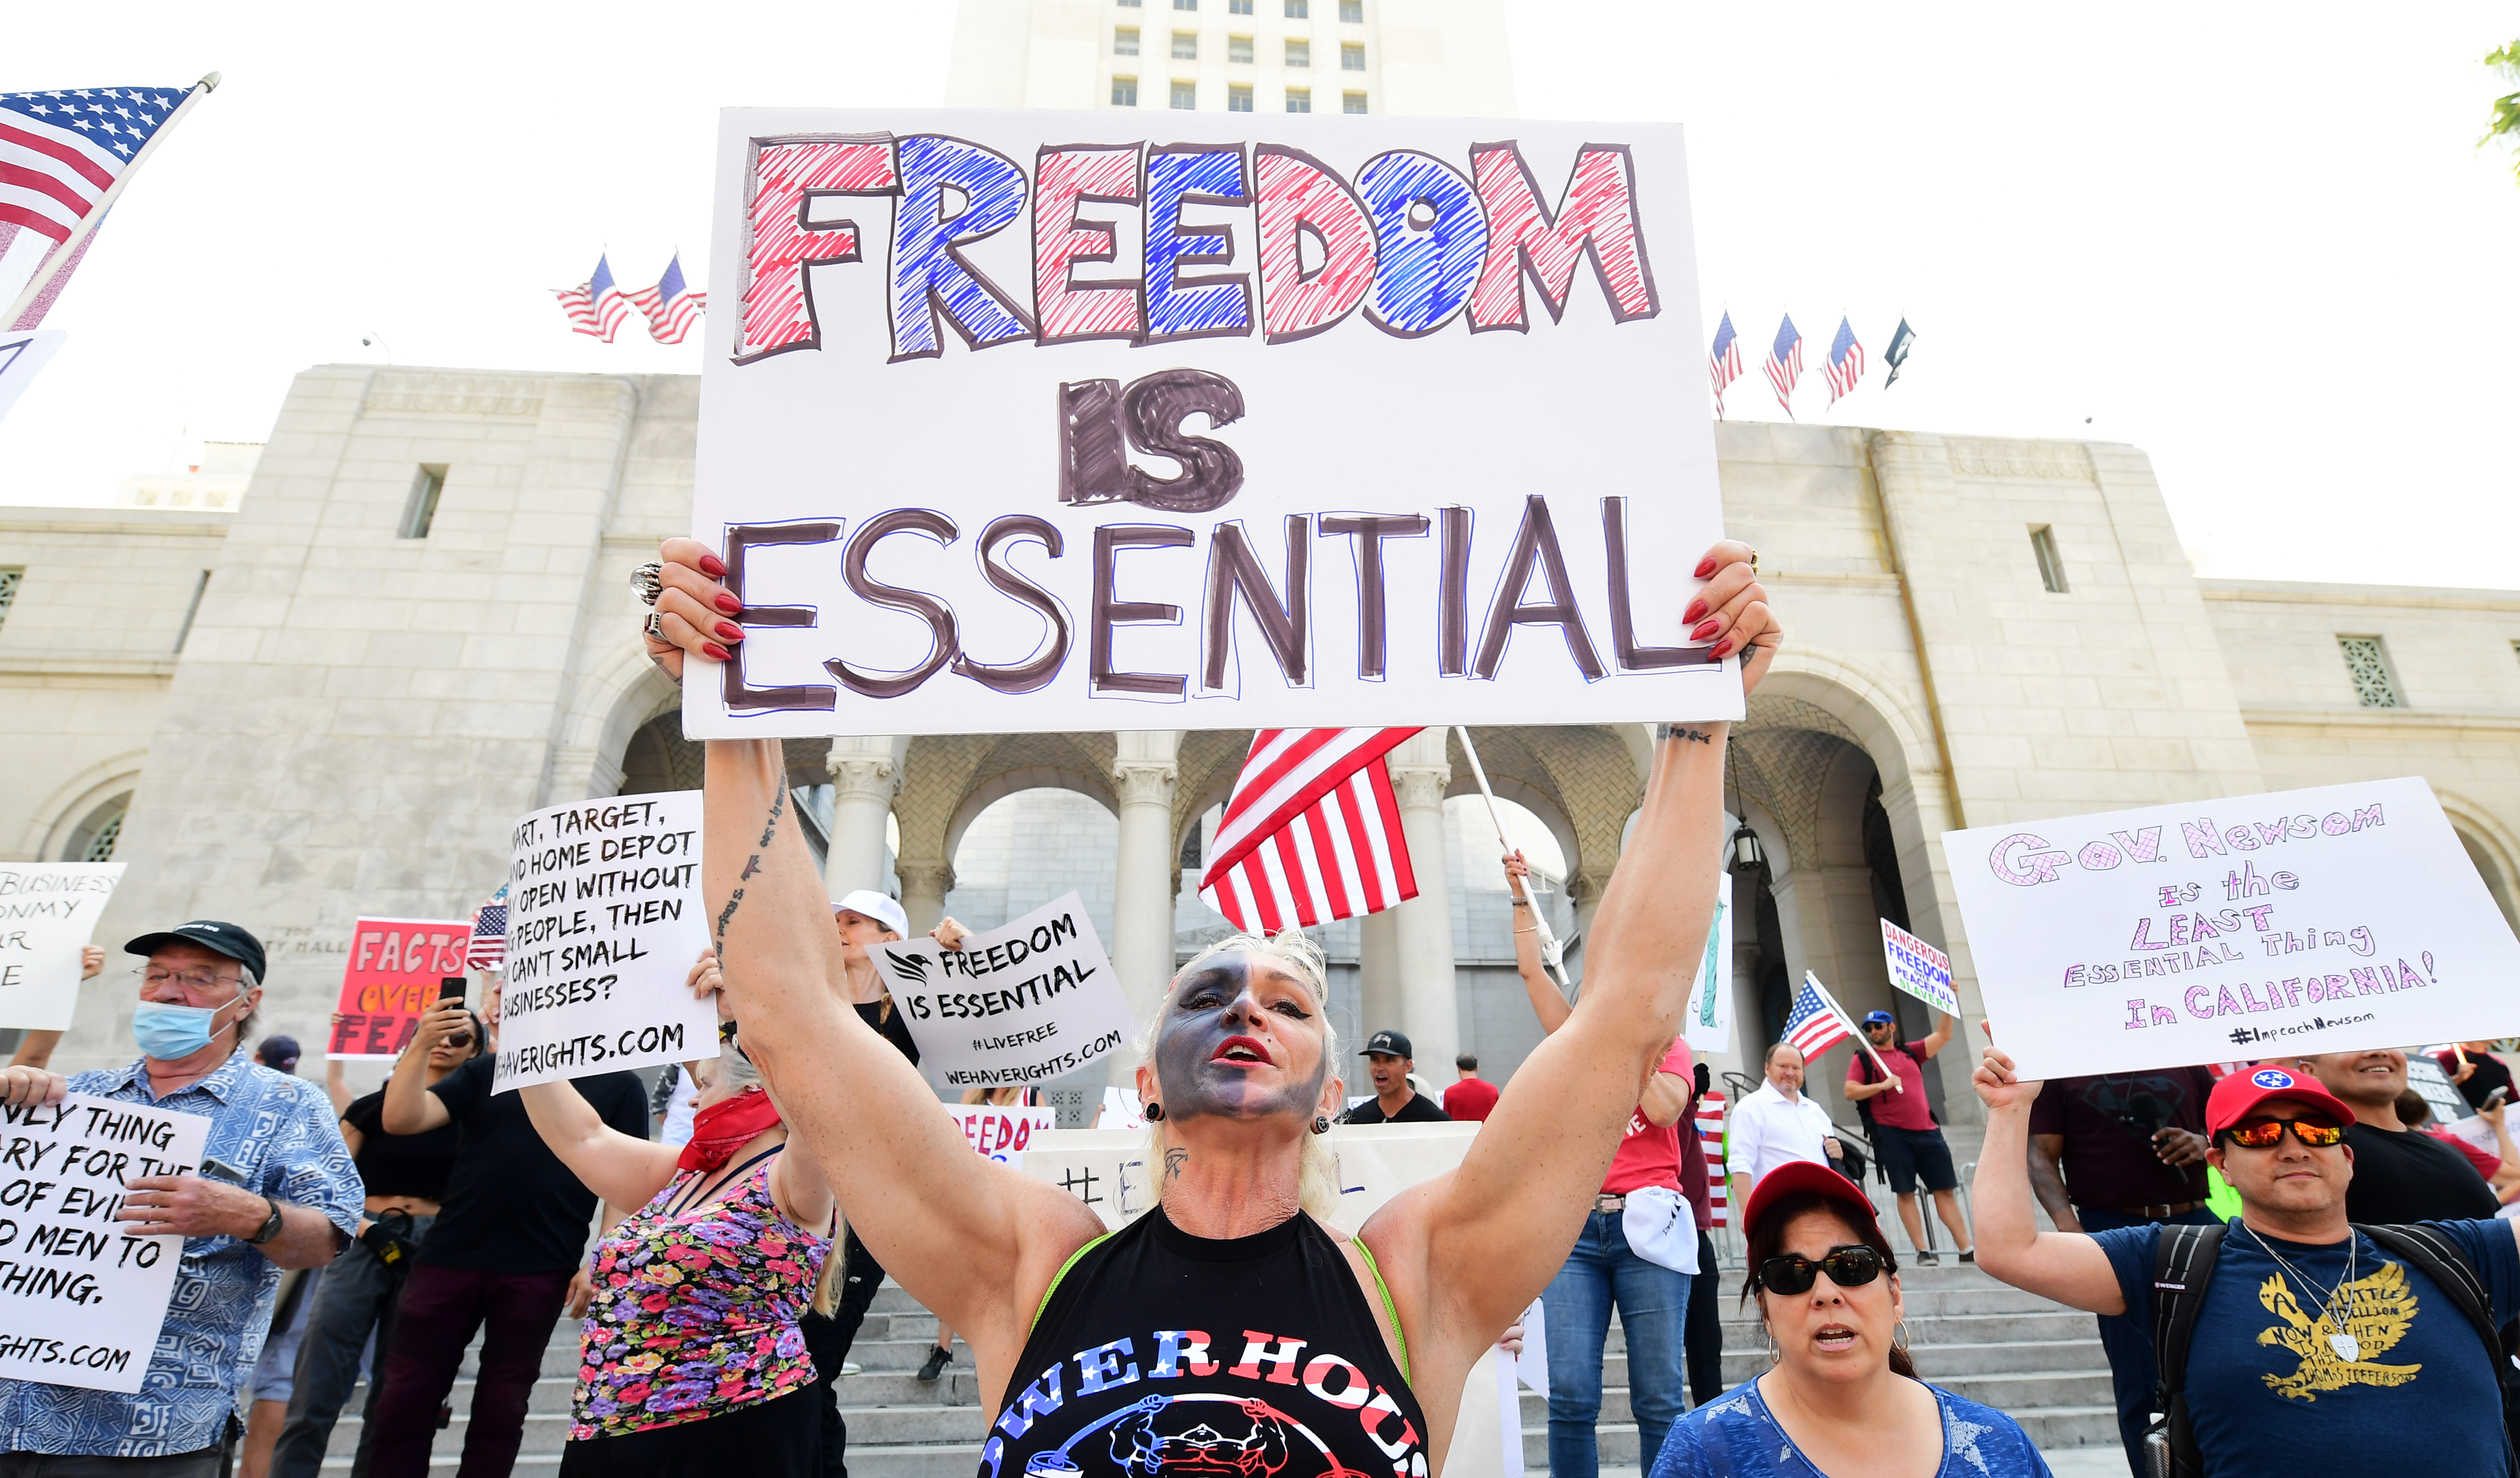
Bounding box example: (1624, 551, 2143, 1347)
(5, 366, 2517, 1128)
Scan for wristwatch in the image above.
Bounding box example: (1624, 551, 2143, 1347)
(246, 1196, 285, 1246)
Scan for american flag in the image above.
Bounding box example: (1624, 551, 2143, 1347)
(1824, 317, 1865, 406)
(1708, 311, 1742, 420)
(1, 86, 193, 330)
(627, 254, 706, 345)
(1199, 728, 1420, 933)
(1765, 313, 1803, 418)
(1781, 972, 1856, 1062)
(468, 884, 510, 973)
(553, 255, 631, 342)
(1696, 1090, 1728, 1229)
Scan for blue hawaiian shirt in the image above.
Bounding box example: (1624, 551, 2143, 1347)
(0, 1051, 364, 1456)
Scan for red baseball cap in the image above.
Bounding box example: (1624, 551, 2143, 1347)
(2205, 1063, 2354, 1138)
(1741, 1159, 1881, 1243)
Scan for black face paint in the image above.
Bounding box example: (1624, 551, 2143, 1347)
(1152, 951, 1326, 1126)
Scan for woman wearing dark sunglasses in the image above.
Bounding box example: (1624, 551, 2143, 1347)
(1648, 1160, 2052, 1478)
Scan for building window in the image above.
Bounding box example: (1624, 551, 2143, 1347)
(1231, 0, 1253, 11)
(1172, 30, 1196, 58)
(1115, 25, 1139, 53)
(1116, 0, 1139, 6)
(1285, 38, 1310, 66)
(1343, 90, 1367, 112)
(1285, 86, 1310, 111)
(62, 793, 130, 863)
(1230, 83, 1254, 110)
(2028, 525, 2068, 593)
(1285, 0, 1307, 16)
(1341, 41, 1364, 69)
(2338, 636, 2403, 709)
(1174, 0, 1197, 8)
(1112, 75, 1139, 104)
(1171, 80, 1197, 108)
(1229, 34, 1253, 62)
(400, 464, 447, 539)
(173, 569, 210, 653)
(0, 567, 19, 632)
(1340, 0, 1362, 18)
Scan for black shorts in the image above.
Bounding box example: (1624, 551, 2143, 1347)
(1873, 1123, 1956, 1194)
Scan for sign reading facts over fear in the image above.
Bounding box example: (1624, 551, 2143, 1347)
(1944, 777, 2520, 1079)
(686, 110, 1734, 738)
(330, 918, 470, 1061)
(872, 892, 1132, 1093)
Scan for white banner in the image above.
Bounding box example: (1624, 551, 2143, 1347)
(1879, 918, 1959, 1016)
(874, 892, 1132, 1093)
(1682, 873, 1734, 1055)
(0, 1094, 206, 1392)
(1943, 777, 2520, 1079)
(496, 793, 717, 1091)
(945, 1104, 1056, 1167)
(0, 864, 125, 1032)
(687, 109, 1734, 738)
(0, 330, 65, 427)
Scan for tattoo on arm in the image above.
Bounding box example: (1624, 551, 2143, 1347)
(714, 787, 789, 948)
(1655, 724, 1715, 745)
(1164, 1147, 1188, 1182)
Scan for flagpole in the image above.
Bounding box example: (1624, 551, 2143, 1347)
(4, 72, 220, 330)
(1454, 726, 1571, 990)
(1809, 971, 1901, 1090)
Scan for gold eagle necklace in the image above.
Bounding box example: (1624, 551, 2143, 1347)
(2241, 1221, 2363, 1362)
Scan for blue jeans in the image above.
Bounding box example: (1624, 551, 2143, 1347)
(1542, 1209, 1692, 1478)
(2076, 1206, 2222, 1478)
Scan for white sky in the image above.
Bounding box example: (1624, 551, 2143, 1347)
(5, 2, 2516, 589)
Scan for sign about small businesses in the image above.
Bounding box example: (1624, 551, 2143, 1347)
(1943, 777, 2520, 1079)
(687, 109, 1732, 738)
(872, 893, 1132, 1093)
(0, 863, 123, 1032)
(330, 918, 471, 1061)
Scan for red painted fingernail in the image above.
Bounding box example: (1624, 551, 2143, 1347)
(1694, 556, 1717, 578)
(698, 554, 728, 579)
(714, 591, 744, 614)
(702, 642, 733, 662)
(1690, 618, 1721, 642)
(715, 621, 746, 642)
(1682, 598, 1707, 624)
(1709, 638, 1734, 660)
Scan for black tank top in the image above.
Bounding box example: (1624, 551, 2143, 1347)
(984, 1204, 1430, 1478)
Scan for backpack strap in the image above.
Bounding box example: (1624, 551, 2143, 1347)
(2359, 1223, 2520, 1476)
(2148, 1222, 2224, 1478)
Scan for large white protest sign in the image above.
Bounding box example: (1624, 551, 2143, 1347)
(873, 893, 1132, 1092)
(1682, 874, 1734, 1055)
(686, 109, 1734, 739)
(0, 331, 65, 428)
(0, 1094, 207, 1392)
(497, 793, 717, 1091)
(1944, 777, 2520, 1079)
(0, 864, 126, 1032)
(945, 1104, 1056, 1169)
(1880, 918, 1959, 1016)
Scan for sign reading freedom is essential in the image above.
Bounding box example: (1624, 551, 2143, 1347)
(1879, 919, 1959, 1016)
(687, 109, 1735, 739)
(0, 1094, 207, 1393)
(330, 918, 471, 1061)
(873, 893, 1131, 1092)
(497, 793, 717, 1092)
(0, 864, 125, 1032)
(1944, 777, 2520, 1079)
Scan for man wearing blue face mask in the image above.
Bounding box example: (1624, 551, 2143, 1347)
(0, 919, 364, 1475)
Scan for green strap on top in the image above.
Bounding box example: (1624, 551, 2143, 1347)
(1030, 1230, 1115, 1334)
(1350, 1235, 1410, 1383)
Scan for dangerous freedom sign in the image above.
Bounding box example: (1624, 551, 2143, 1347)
(687, 109, 1732, 738)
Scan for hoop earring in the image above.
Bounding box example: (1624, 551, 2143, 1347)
(1893, 1319, 1911, 1351)
(1765, 1328, 1781, 1365)
(1311, 1116, 1331, 1135)
(1142, 1102, 1164, 1122)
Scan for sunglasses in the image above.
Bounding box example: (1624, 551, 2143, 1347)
(1757, 1244, 1885, 1296)
(439, 1033, 475, 1049)
(2221, 1114, 2346, 1149)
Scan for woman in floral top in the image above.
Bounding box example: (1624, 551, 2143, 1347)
(520, 984, 834, 1478)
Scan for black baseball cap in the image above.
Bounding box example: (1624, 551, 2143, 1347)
(1361, 1030, 1413, 1059)
(257, 1035, 302, 1071)
(125, 921, 267, 983)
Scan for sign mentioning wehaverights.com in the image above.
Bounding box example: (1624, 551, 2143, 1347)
(872, 893, 1132, 1093)
(686, 110, 1735, 738)
(1945, 777, 2520, 1079)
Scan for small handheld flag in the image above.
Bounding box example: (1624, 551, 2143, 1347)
(553, 255, 631, 342)
(468, 884, 510, 974)
(1884, 318, 1916, 387)
(1708, 311, 1743, 420)
(1781, 973, 1851, 1061)
(1765, 315, 1803, 418)
(1824, 318, 1865, 406)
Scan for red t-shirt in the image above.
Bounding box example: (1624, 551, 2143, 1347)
(1853, 1042, 1937, 1132)
(1603, 1039, 1697, 1195)
(1443, 1077, 1499, 1123)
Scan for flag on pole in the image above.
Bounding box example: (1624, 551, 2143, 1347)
(1, 86, 196, 328)
(1199, 728, 1421, 933)
(627, 254, 707, 344)
(553, 255, 632, 342)
(1824, 317, 1865, 406)
(1696, 1090, 1729, 1229)
(1781, 971, 1856, 1061)
(1765, 314, 1803, 418)
(1884, 318, 1916, 387)
(1708, 311, 1742, 420)
(468, 884, 510, 973)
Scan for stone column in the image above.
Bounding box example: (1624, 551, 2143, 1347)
(1385, 730, 1460, 1077)
(823, 736, 905, 901)
(1568, 865, 1617, 987)
(1109, 731, 1183, 1081)
(1357, 910, 1400, 1038)
(897, 861, 956, 938)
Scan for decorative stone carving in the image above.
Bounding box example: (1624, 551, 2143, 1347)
(896, 861, 957, 899)
(1112, 760, 1177, 809)
(363, 371, 545, 418)
(828, 749, 901, 804)
(1388, 762, 1451, 812)
(1945, 438, 2093, 482)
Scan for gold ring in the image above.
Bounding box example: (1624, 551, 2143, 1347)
(1749, 549, 1760, 573)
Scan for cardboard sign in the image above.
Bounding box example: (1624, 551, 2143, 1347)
(945, 1104, 1056, 1167)
(329, 918, 471, 1061)
(1943, 777, 2520, 1079)
(0, 1094, 207, 1393)
(0, 864, 125, 1032)
(874, 893, 1132, 1092)
(686, 109, 1735, 739)
(0, 330, 64, 427)
(496, 793, 717, 1091)
(1682, 874, 1734, 1055)
(1880, 918, 1959, 1016)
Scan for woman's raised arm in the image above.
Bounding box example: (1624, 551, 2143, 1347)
(520, 1079, 683, 1211)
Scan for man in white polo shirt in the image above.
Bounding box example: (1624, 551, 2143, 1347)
(1727, 1040, 1845, 1213)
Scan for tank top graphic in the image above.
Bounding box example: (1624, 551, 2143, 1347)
(985, 1204, 1429, 1478)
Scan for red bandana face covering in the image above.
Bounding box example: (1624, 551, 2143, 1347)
(677, 1086, 783, 1173)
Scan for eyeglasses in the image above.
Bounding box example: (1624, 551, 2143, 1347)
(1757, 1244, 1885, 1295)
(2221, 1114, 2346, 1149)
(439, 1033, 475, 1049)
(137, 967, 241, 994)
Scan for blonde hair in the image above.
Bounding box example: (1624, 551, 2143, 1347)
(1135, 929, 1343, 1223)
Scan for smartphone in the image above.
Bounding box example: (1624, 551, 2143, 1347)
(437, 976, 467, 1004)
(2487, 1085, 2511, 1112)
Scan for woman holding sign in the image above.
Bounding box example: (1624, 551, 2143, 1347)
(640, 535, 1777, 1477)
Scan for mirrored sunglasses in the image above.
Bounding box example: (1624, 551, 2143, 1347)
(2222, 1115, 2346, 1149)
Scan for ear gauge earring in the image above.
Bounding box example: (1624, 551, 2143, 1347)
(1142, 1102, 1165, 1122)
(1311, 1116, 1331, 1135)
